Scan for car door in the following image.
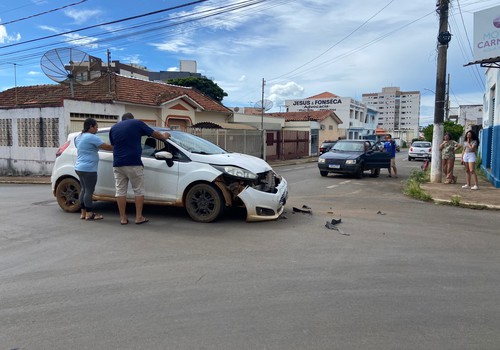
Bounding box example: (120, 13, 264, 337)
(95, 131, 116, 196)
(365, 143, 390, 169)
(141, 138, 179, 202)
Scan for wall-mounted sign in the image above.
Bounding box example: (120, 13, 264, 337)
(473, 5, 500, 61)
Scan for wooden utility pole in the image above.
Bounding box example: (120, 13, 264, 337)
(430, 0, 451, 183)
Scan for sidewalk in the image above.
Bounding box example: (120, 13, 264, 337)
(420, 159, 500, 210)
(1, 157, 499, 210)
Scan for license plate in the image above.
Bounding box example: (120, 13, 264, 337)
(329, 164, 340, 169)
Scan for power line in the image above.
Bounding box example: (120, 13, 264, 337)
(0, 0, 88, 26)
(269, 0, 396, 82)
(0, 0, 209, 50)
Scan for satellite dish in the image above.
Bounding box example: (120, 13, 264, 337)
(40, 47, 102, 96)
(233, 106, 240, 112)
(254, 99, 273, 112)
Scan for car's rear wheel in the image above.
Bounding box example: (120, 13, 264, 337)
(408, 156, 412, 161)
(55, 177, 81, 212)
(185, 183, 224, 223)
(320, 171, 328, 177)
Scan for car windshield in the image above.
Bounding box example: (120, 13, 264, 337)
(332, 141, 365, 152)
(168, 130, 227, 155)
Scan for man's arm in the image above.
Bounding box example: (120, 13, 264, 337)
(151, 130, 170, 141)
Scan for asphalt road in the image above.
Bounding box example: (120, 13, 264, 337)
(1, 153, 500, 350)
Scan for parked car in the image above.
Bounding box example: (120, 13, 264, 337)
(317, 140, 391, 178)
(408, 141, 432, 161)
(319, 140, 337, 155)
(51, 127, 288, 223)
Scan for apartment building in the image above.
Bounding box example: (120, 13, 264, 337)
(362, 87, 420, 142)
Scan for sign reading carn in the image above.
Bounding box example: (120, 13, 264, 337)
(473, 5, 500, 60)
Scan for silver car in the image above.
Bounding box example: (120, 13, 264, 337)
(408, 141, 432, 161)
(51, 127, 288, 223)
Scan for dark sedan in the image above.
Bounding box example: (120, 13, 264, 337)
(318, 140, 391, 178)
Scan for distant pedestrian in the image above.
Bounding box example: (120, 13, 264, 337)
(461, 130, 479, 190)
(109, 112, 170, 225)
(439, 132, 461, 184)
(75, 118, 113, 220)
(384, 134, 398, 178)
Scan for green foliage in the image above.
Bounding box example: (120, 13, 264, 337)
(167, 77, 228, 103)
(403, 169, 432, 201)
(450, 195, 461, 206)
(421, 121, 464, 142)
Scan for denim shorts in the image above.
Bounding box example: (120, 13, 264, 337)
(462, 152, 476, 163)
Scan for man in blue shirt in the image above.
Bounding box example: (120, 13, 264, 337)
(110, 112, 170, 225)
(384, 134, 398, 178)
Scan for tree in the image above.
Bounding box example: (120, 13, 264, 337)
(421, 121, 464, 142)
(167, 77, 228, 103)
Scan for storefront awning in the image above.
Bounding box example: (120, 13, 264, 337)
(464, 56, 500, 68)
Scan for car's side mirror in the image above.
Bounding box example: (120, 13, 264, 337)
(155, 151, 174, 167)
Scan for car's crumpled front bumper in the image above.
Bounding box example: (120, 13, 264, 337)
(237, 177, 288, 222)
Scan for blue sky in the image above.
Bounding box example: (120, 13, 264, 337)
(0, 0, 497, 126)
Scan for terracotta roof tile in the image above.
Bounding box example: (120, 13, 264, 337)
(306, 92, 340, 99)
(0, 73, 231, 114)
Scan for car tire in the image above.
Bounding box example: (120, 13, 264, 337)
(185, 183, 224, 223)
(320, 171, 328, 177)
(408, 156, 412, 161)
(55, 177, 81, 213)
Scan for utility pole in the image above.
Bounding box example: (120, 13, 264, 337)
(430, 0, 451, 183)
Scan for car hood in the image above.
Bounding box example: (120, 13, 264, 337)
(189, 152, 272, 173)
(321, 151, 361, 160)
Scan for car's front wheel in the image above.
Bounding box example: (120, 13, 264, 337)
(55, 177, 81, 212)
(320, 171, 328, 177)
(355, 163, 364, 179)
(185, 183, 224, 223)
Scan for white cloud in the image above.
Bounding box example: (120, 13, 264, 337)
(28, 71, 41, 75)
(64, 9, 102, 24)
(167, 66, 179, 72)
(267, 82, 305, 108)
(0, 24, 21, 44)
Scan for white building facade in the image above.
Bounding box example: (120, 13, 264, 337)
(362, 87, 420, 142)
(284, 95, 376, 140)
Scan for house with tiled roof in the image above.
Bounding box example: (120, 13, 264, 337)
(0, 72, 232, 175)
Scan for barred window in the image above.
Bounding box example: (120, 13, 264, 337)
(18, 118, 59, 147)
(0, 119, 13, 146)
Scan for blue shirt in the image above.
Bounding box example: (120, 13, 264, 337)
(75, 132, 105, 172)
(109, 119, 154, 167)
(384, 140, 396, 158)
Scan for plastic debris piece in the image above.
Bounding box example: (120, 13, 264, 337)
(293, 206, 312, 214)
(377, 211, 386, 215)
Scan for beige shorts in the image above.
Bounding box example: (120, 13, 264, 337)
(390, 158, 396, 167)
(113, 166, 145, 197)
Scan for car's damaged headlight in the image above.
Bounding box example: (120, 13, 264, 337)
(212, 165, 258, 180)
(318, 158, 326, 164)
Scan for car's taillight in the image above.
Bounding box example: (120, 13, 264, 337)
(410, 147, 413, 151)
(428, 148, 432, 152)
(56, 140, 71, 158)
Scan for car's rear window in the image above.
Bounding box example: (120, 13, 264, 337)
(412, 142, 431, 147)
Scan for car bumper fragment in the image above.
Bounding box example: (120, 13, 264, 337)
(237, 177, 288, 222)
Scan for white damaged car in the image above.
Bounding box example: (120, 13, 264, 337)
(51, 127, 288, 223)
